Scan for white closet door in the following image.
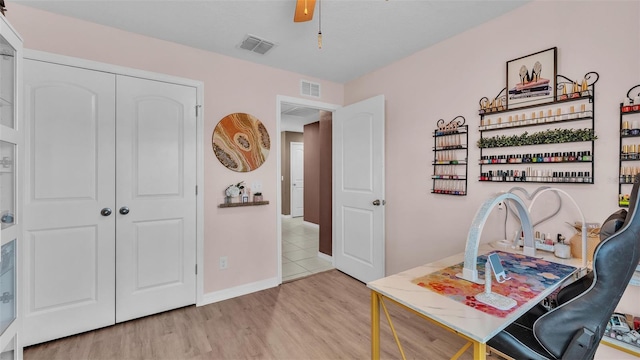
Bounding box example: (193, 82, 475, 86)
(115, 75, 197, 322)
(23, 60, 116, 346)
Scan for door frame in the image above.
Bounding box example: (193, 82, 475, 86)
(290, 141, 304, 218)
(23, 50, 206, 305)
(276, 96, 340, 283)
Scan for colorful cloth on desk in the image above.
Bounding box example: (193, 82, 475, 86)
(412, 251, 576, 317)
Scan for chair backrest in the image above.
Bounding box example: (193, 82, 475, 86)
(533, 177, 640, 359)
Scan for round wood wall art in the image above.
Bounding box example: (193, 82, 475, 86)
(212, 113, 270, 172)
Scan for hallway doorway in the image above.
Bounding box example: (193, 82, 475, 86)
(281, 217, 332, 281)
(277, 96, 340, 283)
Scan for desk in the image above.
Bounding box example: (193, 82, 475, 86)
(367, 244, 583, 360)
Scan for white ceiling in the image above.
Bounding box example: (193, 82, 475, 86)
(15, 0, 528, 84)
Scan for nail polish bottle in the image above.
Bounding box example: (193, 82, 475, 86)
(632, 121, 640, 136)
(569, 152, 576, 162)
(577, 151, 583, 161)
(583, 150, 591, 161)
(537, 154, 543, 163)
(623, 121, 630, 136)
(622, 145, 628, 160)
(559, 84, 568, 101)
(571, 82, 580, 98)
(586, 171, 592, 183)
(623, 98, 633, 113)
(581, 78, 589, 96)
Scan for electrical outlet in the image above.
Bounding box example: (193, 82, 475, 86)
(219, 256, 228, 270)
(498, 202, 505, 210)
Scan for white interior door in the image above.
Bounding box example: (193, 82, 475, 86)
(115, 75, 197, 322)
(333, 95, 385, 283)
(23, 60, 117, 346)
(290, 142, 304, 218)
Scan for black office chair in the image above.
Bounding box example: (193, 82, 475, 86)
(487, 178, 640, 360)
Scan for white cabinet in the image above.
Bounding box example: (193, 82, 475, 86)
(0, 14, 23, 360)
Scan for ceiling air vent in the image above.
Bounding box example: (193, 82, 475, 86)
(239, 35, 275, 55)
(300, 80, 321, 98)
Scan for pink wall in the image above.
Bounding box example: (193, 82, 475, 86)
(345, 1, 640, 276)
(10, 2, 640, 325)
(8, 3, 344, 293)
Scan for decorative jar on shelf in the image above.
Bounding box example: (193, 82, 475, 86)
(254, 192, 263, 202)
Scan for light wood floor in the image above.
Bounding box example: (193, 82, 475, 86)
(24, 270, 502, 360)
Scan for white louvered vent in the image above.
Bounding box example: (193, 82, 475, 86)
(300, 80, 321, 98)
(239, 35, 275, 55)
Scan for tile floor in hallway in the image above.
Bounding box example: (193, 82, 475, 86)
(282, 216, 333, 282)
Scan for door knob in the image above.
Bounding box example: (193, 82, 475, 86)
(372, 199, 381, 206)
(119, 206, 130, 215)
(100, 208, 112, 216)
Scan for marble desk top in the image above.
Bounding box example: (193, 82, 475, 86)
(367, 243, 583, 343)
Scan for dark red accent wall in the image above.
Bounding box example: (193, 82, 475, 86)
(318, 111, 333, 256)
(303, 122, 320, 224)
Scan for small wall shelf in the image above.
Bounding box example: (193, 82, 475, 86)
(478, 72, 599, 185)
(218, 200, 269, 208)
(432, 116, 468, 196)
(618, 84, 640, 207)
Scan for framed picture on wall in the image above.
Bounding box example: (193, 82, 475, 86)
(506, 47, 557, 109)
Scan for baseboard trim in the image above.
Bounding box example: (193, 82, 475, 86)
(318, 252, 333, 263)
(198, 276, 279, 306)
(303, 221, 319, 229)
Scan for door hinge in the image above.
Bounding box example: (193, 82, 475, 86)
(195, 185, 198, 195)
(196, 104, 202, 117)
(195, 264, 198, 275)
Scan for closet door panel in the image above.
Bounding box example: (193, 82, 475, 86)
(115, 75, 196, 323)
(31, 84, 98, 200)
(23, 60, 116, 346)
(135, 99, 183, 196)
